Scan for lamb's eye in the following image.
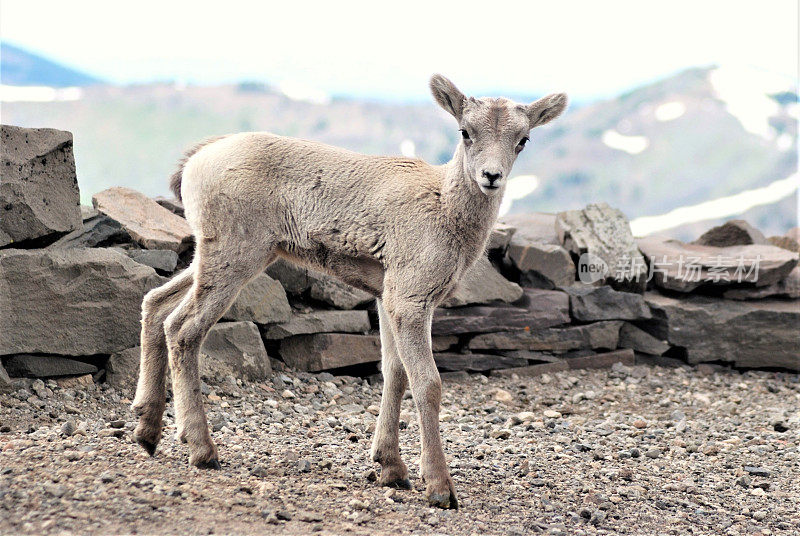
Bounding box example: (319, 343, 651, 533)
(516, 136, 529, 151)
(460, 129, 471, 141)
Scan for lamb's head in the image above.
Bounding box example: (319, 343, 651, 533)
(430, 74, 568, 196)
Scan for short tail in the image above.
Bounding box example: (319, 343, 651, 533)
(170, 136, 228, 201)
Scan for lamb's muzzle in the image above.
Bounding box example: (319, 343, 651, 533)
(132, 74, 568, 509)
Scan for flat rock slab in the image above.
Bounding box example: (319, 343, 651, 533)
(0, 362, 12, 392)
(106, 347, 140, 390)
(47, 214, 131, 250)
(767, 235, 800, 254)
(487, 222, 516, 252)
(93, 187, 193, 253)
(153, 196, 185, 217)
(492, 349, 635, 377)
(693, 220, 766, 247)
(279, 334, 381, 371)
(433, 353, 529, 372)
(565, 285, 651, 322)
(442, 255, 523, 307)
(637, 237, 798, 292)
(266, 258, 311, 295)
(222, 273, 292, 324)
(3, 354, 98, 378)
(501, 213, 574, 289)
(200, 321, 271, 381)
(500, 213, 560, 245)
(123, 249, 179, 274)
(433, 289, 569, 336)
(1, 125, 81, 246)
(645, 292, 800, 370)
(618, 322, 670, 356)
(468, 321, 622, 353)
(263, 310, 370, 339)
(309, 271, 374, 310)
(723, 266, 800, 300)
(506, 239, 575, 289)
(556, 203, 647, 292)
(0, 248, 166, 356)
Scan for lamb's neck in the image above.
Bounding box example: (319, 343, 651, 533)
(439, 145, 503, 253)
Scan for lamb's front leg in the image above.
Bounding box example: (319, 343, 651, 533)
(371, 300, 411, 489)
(383, 297, 457, 509)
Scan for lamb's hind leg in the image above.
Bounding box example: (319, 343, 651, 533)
(382, 292, 457, 509)
(370, 299, 411, 489)
(132, 267, 195, 455)
(164, 238, 274, 468)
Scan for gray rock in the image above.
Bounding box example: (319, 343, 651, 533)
(645, 292, 800, 370)
(493, 349, 634, 377)
(767, 235, 800, 254)
(47, 215, 131, 249)
(279, 334, 381, 371)
(565, 285, 651, 321)
(637, 237, 798, 292)
(500, 213, 560, 244)
(265, 258, 311, 295)
(468, 321, 622, 353)
(200, 321, 272, 381)
(432, 336, 458, 352)
(3, 355, 97, 378)
(308, 271, 374, 310)
(501, 215, 574, 289)
(744, 466, 771, 478)
(433, 353, 529, 372)
(693, 220, 766, 247)
(506, 240, 575, 289)
(106, 347, 141, 389)
(0, 125, 81, 246)
(92, 187, 193, 253)
(442, 255, 523, 307)
(153, 196, 185, 217)
(556, 203, 647, 292)
(263, 310, 370, 339)
(61, 420, 76, 437)
(618, 323, 670, 356)
(723, 266, 800, 300)
(0, 362, 13, 392)
(80, 205, 99, 221)
(123, 249, 178, 274)
(486, 222, 516, 253)
(0, 248, 166, 356)
(433, 289, 570, 336)
(222, 273, 292, 324)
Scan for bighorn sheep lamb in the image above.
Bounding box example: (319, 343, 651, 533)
(132, 75, 567, 509)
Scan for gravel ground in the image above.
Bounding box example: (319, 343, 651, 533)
(1, 363, 798, 536)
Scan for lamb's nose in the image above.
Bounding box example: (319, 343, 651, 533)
(482, 170, 502, 184)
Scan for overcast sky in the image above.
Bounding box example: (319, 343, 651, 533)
(1, 0, 797, 101)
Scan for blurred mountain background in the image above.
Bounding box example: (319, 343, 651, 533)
(1, 42, 797, 240)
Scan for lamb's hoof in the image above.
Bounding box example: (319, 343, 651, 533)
(135, 436, 158, 457)
(195, 458, 221, 470)
(427, 490, 459, 510)
(382, 477, 412, 490)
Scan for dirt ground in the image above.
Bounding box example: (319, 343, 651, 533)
(1, 362, 798, 536)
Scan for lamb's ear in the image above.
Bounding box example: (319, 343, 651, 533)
(430, 74, 466, 121)
(527, 93, 568, 128)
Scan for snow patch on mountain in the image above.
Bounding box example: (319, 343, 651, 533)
(0, 84, 82, 102)
(630, 173, 800, 236)
(654, 101, 686, 121)
(500, 175, 539, 217)
(708, 65, 794, 140)
(602, 129, 649, 154)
